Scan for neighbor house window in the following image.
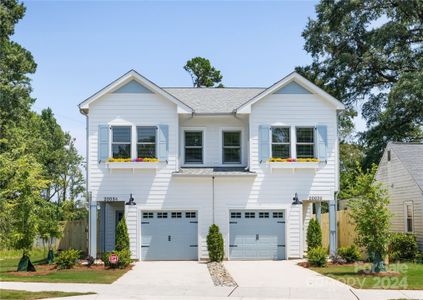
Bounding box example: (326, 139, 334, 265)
(296, 127, 315, 158)
(405, 202, 414, 232)
(112, 126, 131, 158)
(271, 127, 290, 158)
(137, 126, 156, 158)
(185, 131, 203, 164)
(223, 131, 241, 164)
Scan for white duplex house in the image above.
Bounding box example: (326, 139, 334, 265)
(79, 70, 344, 261)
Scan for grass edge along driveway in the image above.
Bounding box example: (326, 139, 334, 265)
(310, 262, 423, 290)
(0, 289, 95, 300)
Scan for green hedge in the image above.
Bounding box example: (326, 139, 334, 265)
(207, 224, 224, 262)
(307, 218, 322, 251)
(389, 232, 418, 261)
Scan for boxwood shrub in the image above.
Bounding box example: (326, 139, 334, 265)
(308, 246, 327, 267)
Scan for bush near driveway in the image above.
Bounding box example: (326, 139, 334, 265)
(389, 233, 418, 262)
(306, 218, 322, 251)
(207, 224, 224, 262)
(307, 246, 327, 267)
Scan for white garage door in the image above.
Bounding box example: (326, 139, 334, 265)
(141, 211, 198, 260)
(229, 210, 286, 260)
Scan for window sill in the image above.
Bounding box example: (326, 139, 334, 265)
(106, 161, 160, 170)
(268, 161, 320, 170)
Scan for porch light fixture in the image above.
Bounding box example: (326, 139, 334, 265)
(292, 193, 302, 205)
(125, 193, 136, 205)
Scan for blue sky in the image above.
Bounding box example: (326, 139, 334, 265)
(13, 0, 364, 156)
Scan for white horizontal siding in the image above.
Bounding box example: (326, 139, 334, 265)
(179, 115, 249, 167)
(249, 94, 338, 200)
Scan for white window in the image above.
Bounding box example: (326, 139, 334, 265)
(405, 202, 414, 232)
(222, 131, 241, 164)
(271, 127, 290, 158)
(137, 126, 156, 158)
(184, 131, 203, 164)
(296, 127, 315, 158)
(111, 126, 131, 159)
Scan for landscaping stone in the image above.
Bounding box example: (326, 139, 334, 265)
(207, 262, 237, 287)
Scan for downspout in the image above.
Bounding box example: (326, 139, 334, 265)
(212, 176, 215, 224)
(233, 111, 250, 171)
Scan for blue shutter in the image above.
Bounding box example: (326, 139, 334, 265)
(316, 125, 328, 162)
(98, 125, 109, 162)
(158, 124, 169, 162)
(258, 125, 270, 163)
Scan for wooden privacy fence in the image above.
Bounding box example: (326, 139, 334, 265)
(315, 210, 357, 249)
(34, 220, 88, 253)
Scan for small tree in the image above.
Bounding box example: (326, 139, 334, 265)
(207, 224, 224, 262)
(307, 218, 322, 251)
(115, 218, 130, 252)
(38, 201, 62, 264)
(347, 164, 391, 273)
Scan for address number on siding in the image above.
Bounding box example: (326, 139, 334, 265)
(308, 196, 323, 201)
(104, 196, 119, 201)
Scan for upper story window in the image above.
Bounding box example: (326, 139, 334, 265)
(112, 126, 131, 158)
(185, 131, 203, 164)
(296, 127, 315, 158)
(137, 126, 156, 158)
(271, 127, 290, 159)
(223, 131, 241, 164)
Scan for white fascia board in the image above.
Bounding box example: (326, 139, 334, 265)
(78, 70, 193, 114)
(236, 72, 345, 113)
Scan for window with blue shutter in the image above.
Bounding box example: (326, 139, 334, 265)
(158, 124, 169, 162)
(316, 125, 328, 162)
(98, 125, 109, 162)
(258, 125, 270, 163)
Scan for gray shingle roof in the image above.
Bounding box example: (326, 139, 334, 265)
(164, 88, 265, 114)
(173, 167, 257, 177)
(390, 142, 423, 192)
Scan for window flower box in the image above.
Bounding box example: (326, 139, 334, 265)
(268, 158, 320, 170)
(106, 158, 161, 170)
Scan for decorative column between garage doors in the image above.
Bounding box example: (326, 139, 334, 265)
(125, 204, 138, 259)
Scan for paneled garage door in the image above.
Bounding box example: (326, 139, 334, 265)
(141, 211, 198, 260)
(229, 210, 285, 260)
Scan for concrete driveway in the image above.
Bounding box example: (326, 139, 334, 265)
(224, 260, 357, 300)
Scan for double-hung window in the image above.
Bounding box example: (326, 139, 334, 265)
(137, 126, 156, 158)
(405, 202, 414, 232)
(296, 127, 315, 158)
(185, 131, 203, 164)
(271, 127, 290, 158)
(222, 131, 241, 164)
(111, 126, 131, 158)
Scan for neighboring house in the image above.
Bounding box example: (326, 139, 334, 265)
(79, 70, 344, 261)
(376, 142, 423, 250)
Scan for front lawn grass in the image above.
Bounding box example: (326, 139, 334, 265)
(0, 249, 130, 284)
(310, 262, 423, 290)
(0, 289, 94, 300)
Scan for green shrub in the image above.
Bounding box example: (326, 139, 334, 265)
(115, 249, 131, 268)
(389, 233, 418, 261)
(56, 249, 80, 269)
(306, 218, 322, 251)
(115, 218, 130, 252)
(207, 224, 224, 262)
(337, 245, 361, 263)
(415, 251, 423, 264)
(102, 250, 131, 269)
(308, 246, 327, 267)
(102, 252, 112, 267)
